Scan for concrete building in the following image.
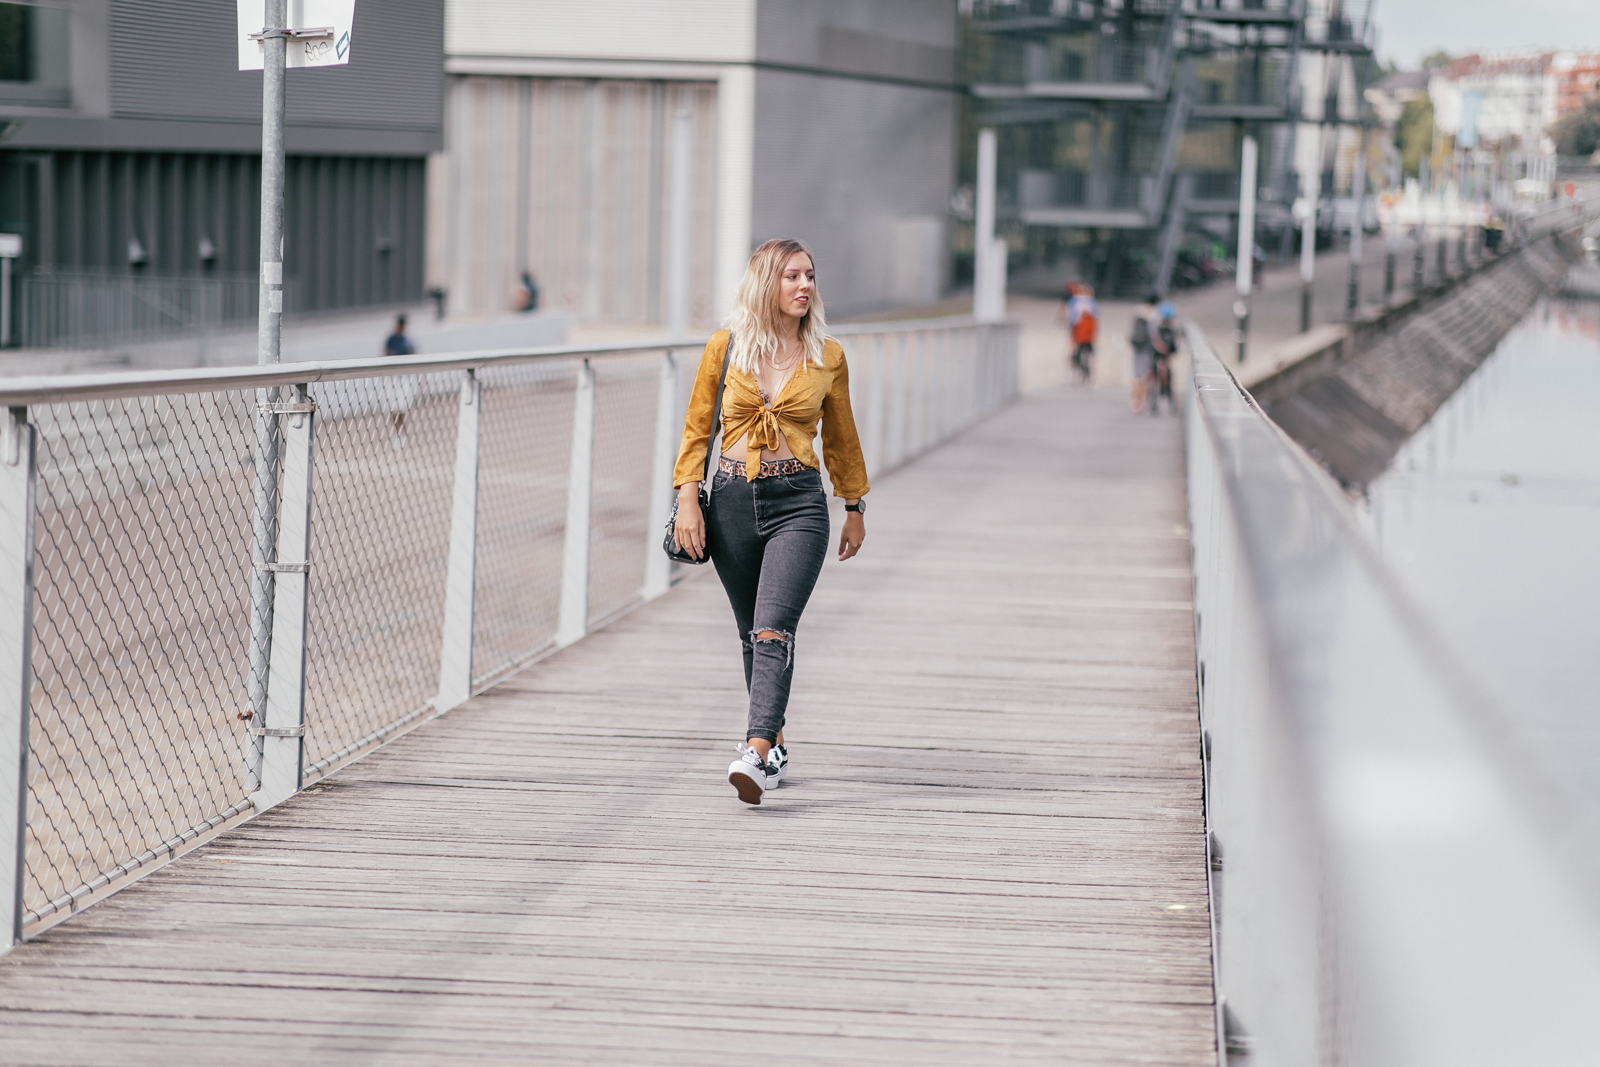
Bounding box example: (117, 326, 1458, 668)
(1552, 52, 1600, 120)
(0, 0, 443, 349)
(430, 0, 961, 324)
(961, 0, 1373, 295)
(1428, 52, 1557, 155)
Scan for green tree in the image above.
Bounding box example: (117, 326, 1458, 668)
(1396, 95, 1435, 179)
(1550, 97, 1600, 158)
(1420, 49, 1453, 70)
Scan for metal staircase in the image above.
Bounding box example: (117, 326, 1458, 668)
(963, 0, 1369, 294)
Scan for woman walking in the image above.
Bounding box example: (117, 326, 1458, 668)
(671, 239, 869, 805)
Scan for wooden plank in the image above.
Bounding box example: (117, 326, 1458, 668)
(0, 384, 1214, 1065)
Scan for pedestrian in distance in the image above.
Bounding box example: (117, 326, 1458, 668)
(381, 314, 418, 448)
(515, 271, 540, 312)
(671, 238, 870, 805)
(1129, 293, 1161, 414)
(1058, 281, 1098, 384)
(1150, 301, 1178, 416)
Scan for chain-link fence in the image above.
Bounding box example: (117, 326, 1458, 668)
(0, 318, 1020, 939)
(18, 271, 279, 350)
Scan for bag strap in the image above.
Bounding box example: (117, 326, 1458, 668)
(700, 334, 734, 493)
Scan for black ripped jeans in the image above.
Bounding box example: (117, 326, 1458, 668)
(706, 466, 831, 743)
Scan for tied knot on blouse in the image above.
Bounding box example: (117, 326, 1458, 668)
(672, 330, 871, 500)
(732, 379, 793, 480)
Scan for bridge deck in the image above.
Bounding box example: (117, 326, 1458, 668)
(0, 385, 1214, 1065)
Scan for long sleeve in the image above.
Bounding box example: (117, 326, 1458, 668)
(673, 333, 729, 489)
(818, 348, 870, 499)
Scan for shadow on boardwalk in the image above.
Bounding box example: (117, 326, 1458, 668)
(0, 383, 1214, 1066)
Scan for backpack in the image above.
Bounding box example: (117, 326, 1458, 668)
(1157, 323, 1177, 355)
(1072, 303, 1097, 344)
(1129, 316, 1150, 349)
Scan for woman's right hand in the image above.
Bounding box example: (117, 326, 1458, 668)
(674, 484, 706, 561)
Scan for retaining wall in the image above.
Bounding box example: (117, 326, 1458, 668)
(1248, 232, 1584, 487)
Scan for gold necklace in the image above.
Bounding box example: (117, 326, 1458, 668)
(767, 341, 801, 369)
(761, 343, 800, 405)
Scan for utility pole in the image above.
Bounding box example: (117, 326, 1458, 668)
(1347, 127, 1366, 317)
(1299, 180, 1316, 332)
(1298, 111, 1322, 333)
(974, 128, 999, 321)
(256, 0, 287, 368)
(1234, 134, 1257, 363)
(246, 0, 288, 766)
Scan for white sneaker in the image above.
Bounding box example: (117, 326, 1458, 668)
(728, 745, 773, 805)
(766, 743, 788, 785)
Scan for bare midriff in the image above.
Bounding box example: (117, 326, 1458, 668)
(722, 429, 797, 463)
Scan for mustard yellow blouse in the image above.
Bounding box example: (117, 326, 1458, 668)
(673, 330, 870, 500)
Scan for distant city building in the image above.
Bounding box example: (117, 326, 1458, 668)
(0, 1, 444, 348)
(1428, 50, 1600, 156)
(1551, 51, 1600, 119)
(432, 0, 960, 322)
(1429, 52, 1556, 154)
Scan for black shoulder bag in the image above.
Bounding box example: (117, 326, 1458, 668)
(662, 337, 733, 565)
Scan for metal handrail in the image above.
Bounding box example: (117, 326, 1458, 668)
(1184, 321, 1600, 1063)
(0, 337, 711, 406)
(0, 316, 994, 405)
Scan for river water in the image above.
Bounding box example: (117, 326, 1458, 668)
(1365, 283, 1600, 802)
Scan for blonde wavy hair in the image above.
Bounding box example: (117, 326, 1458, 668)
(724, 238, 828, 376)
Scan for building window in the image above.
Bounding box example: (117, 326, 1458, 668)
(0, 2, 70, 107)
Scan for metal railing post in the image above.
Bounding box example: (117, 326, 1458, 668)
(935, 331, 951, 442)
(641, 352, 678, 601)
(254, 385, 315, 812)
(864, 335, 885, 480)
(434, 371, 481, 714)
(967, 326, 981, 420)
(983, 324, 997, 415)
(556, 360, 595, 647)
(909, 332, 927, 456)
(0, 406, 36, 949)
(887, 333, 907, 470)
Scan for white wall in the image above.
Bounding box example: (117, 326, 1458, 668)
(429, 77, 721, 324)
(749, 0, 959, 316)
(446, 0, 756, 62)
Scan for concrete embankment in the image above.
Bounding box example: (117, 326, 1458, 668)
(1247, 231, 1586, 487)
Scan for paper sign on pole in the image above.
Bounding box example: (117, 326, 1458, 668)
(237, 0, 355, 70)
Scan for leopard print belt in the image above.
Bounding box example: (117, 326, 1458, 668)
(718, 456, 809, 479)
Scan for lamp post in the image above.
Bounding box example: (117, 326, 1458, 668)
(1234, 135, 1258, 363)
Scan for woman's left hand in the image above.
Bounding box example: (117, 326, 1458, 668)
(838, 512, 865, 561)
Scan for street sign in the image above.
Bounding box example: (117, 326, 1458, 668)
(0, 234, 20, 259)
(237, 0, 355, 70)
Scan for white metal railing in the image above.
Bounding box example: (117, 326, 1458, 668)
(1184, 324, 1600, 1064)
(0, 317, 1019, 945)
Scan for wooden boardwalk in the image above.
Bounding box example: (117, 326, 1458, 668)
(0, 384, 1214, 1066)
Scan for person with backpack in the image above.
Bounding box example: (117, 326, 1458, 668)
(1129, 294, 1160, 414)
(1059, 281, 1098, 384)
(1150, 301, 1178, 416)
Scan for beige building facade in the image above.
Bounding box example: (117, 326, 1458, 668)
(429, 0, 960, 325)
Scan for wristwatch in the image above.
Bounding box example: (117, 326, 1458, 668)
(845, 500, 866, 514)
